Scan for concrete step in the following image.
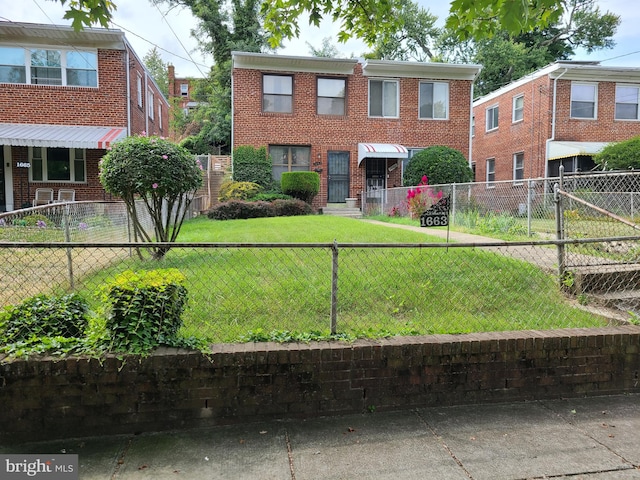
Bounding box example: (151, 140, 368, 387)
(585, 289, 640, 314)
(321, 206, 363, 219)
(568, 264, 640, 294)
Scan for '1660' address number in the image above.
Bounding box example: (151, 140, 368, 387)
(16, 162, 31, 168)
(420, 213, 448, 228)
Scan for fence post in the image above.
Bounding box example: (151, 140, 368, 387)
(451, 183, 457, 226)
(63, 204, 75, 290)
(527, 179, 533, 237)
(331, 240, 339, 335)
(554, 168, 565, 284)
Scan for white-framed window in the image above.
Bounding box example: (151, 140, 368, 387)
(571, 82, 597, 119)
(419, 81, 448, 119)
(0, 47, 97, 86)
(270, 145, 311, 181)
(30, 147, 86, 183)
(263, 74, 293, 113)
(317, 77, 346, 115)
(136, 74, 143, 107)
(158, 103, 162, 129)
(369, 79, 399, 118)
(512, 94, 524, 122)
(513, 152, 524, 184)
(615, 84, 640, 120)
(486, 158, 495, 186)
(471, 116, 475, 137)
(180, 83, 189, 96)
(486, 104, 499, 131)
(148, 90, 155, 120)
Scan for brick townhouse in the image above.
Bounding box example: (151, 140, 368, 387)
(0, 21, 169, 211)
(473, 61, 640, 185)
(232, 52, 481, 208)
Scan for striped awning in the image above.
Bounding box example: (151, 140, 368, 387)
(0, 123, 127, 149)
(358, 143, 408, 166)
(547, 141, 609, 160)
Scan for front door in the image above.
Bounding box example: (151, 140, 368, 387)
(365, 158, 386, 203)
(327, 151, 350, 203)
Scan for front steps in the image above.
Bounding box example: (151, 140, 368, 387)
(321, 203, 363, 219)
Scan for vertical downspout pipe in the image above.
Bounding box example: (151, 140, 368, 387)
(545, 68, 568, 178)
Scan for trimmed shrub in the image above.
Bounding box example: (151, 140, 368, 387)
(272, 199, 314, 216)
(233, 146, 273, 188)
(403, 146, 473, 186)
(207, 199, 314, 220)
(101, 269, 188, 353)
(218, 180, 263, 202)
(281, 171, 320, 204)
(595, 136, 640, 171)
(0, 293, 88, 343)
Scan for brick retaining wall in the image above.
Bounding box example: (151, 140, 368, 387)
(1, 326, 639, 443)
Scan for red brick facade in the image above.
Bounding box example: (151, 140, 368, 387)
(472, 62, 640, 184)
(232, 53, 480, 207)
(0, 22, 169, 210)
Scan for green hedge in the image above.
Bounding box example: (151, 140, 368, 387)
(280, 171, 320, 204)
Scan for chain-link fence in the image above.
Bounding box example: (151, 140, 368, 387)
(364, 171, 640, 238)
(0, 238, 634, 345)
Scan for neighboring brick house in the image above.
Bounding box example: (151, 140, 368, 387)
(0, 21, 169, 211)
(168, 64, 200, 112)
(232, 52, 481, 207)
(472, 61, 640, 185)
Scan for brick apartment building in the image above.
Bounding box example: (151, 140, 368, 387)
(0, 21, 169, 211)
(167, 64, 200, 113)
(472, 61, 640, 185)
(232, 52, 481, 207)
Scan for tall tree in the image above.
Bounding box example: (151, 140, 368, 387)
(143, 47, 169, 98)
(307, 37, 341, 58)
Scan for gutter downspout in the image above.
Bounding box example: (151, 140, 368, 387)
(545, 68, 568, 178)
(468, 68, 481, 172)
(230, 56, 235, 180)
(125, 44, 131, 136)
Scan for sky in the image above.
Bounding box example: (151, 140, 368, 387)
(1, 0, 639, 79)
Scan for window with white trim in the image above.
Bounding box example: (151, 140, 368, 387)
(486, 158, 495, 186)
(30, 147, 86, 182)
(471, 116, 475, 137)
(512, 94, 524, 122)
(419, 81, 448, 119)
(369, 79, 399, 117)
(0, 47, 97, 86)
(513, 152, 524, 183)
(317, 77, 346, 115)
(486, 105, 499, 131)
(148, 90, 155, 120)
(158, 103, 163, 129)
(180, 83, 189, 96)
(136, 74, 143, 107)
(571, 83, 597, 119)
(270, 145, 311, 181)
(615, 85, 640, 120)
(263, 74, 293, 113)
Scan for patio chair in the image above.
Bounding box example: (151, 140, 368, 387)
(33, 188, 54, 206)
(57, 189, 76, 202)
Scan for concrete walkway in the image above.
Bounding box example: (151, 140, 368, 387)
(2, 394, 640, 479)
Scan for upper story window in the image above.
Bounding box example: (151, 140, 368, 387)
(136, 73, 143, 107)
(419, 81, 448, 119)
(570, 82, 597, 119)
(486, 158, 495, 187)
(471, 116, 475, 137)
(0, 47, 26, 83)
(513, 152, 524, 184)
(317, 77, 346, 115)
(0, 47, 97, 87)
(158, 103, 163, 129)
(263, 74, 293, 113)
(486, 104, 499, 131)
(180, 83, 189, 96)
(148, 90, 155, 120)
(369, 79, 399, 118)
(30, 147, 86, 183)
(615, 85, 640, 120)
(512, 94, 524, 122)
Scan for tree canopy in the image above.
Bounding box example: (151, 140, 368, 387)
(403, 146, 474, 186)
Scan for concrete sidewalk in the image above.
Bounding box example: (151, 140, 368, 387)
(3, 394, 640, 479)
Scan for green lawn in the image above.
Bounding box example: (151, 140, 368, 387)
(68, 215, 606, 344)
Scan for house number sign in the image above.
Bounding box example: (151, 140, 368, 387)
(16, 162, 31, 168)
(420, 195, 451, 228)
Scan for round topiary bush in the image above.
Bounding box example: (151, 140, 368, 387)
(403, 146, 473, 186)
(280, 171, 320, 204)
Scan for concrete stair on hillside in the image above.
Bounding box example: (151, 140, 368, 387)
(567, 264, 640, 318)
(321, 203, 363, 219)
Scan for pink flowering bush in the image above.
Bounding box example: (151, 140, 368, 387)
(406, 175, 443, 219)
